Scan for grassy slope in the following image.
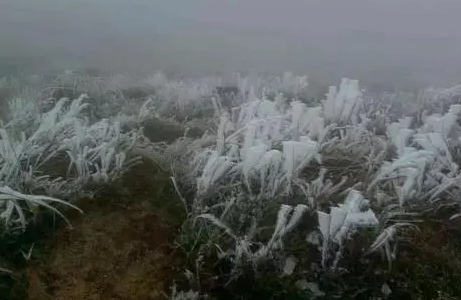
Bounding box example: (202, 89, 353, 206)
(3, 165, 461, 300)
(1, 74, 461, 300)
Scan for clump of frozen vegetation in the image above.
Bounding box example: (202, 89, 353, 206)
(2, 70, 461, 298)
(156, 73, 461, 297)
(0, 79, 143, 266)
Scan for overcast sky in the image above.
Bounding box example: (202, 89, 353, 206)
(1, 0, 461, 88)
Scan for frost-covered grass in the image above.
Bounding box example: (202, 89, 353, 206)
(1, 70, 461, 299)
(0, 76, 144, 275)
(161, 75, 461, 299)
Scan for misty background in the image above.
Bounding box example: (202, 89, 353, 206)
(1, 0, 461, 90)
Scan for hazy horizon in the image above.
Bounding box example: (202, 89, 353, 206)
(1, 0, 461, 89)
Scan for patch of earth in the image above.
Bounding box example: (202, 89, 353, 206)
(23, 159, 185, 300)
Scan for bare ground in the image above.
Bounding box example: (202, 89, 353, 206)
(22, 159, 185, 300)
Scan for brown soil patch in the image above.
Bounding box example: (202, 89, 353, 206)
(390, 215, 461, 300)
(26, 159, 185, 300)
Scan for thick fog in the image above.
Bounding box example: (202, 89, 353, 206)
(1, 0, 461, 88)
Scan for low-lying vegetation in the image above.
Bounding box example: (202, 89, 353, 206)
(0, 70, 461, 300)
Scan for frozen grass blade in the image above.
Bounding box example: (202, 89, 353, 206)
(0, 186, 82, 229)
